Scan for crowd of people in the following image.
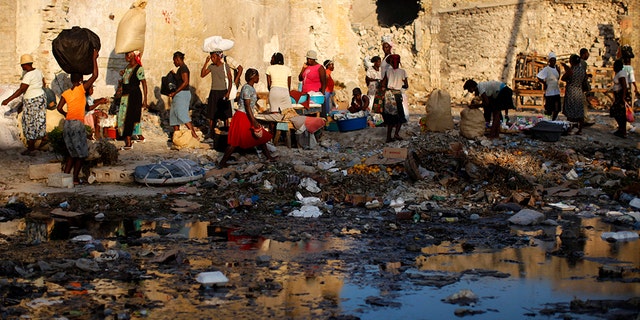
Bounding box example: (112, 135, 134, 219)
(3, 34, 637, 179)
(464, 46, 638, 139)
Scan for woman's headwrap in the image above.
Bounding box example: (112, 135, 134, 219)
(381, 35, 394, 48)
(132, 50, 142, 66)
(244, 68, 259, 82)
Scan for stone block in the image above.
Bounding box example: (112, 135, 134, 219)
(30, 163, 62, 180)
(90, 167, 134, 183)
(47, 173, 73, 188)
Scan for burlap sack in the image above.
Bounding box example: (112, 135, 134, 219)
(423, 89, 453, 132)
(460, 107, 486, 139)
(115, 1, 147, 54)
(172, 130, 201, 150)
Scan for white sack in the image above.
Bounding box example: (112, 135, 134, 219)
(115, 1, 147, 54)
(459, 107, 486, 139)
(423, 89, 453, 132)
(203, 36, 234, 52)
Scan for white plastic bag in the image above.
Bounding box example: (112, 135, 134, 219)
(203, 36, 234, 52)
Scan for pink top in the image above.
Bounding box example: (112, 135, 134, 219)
(301, 64, 322, 93)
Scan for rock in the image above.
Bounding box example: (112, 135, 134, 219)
(508, 209, 545, 226)
(493, 202, 522, 212)
(444, 289, 479, 305)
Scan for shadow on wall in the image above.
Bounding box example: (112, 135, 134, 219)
(500, 0, 526, 82)
(598, 23, 617, 67)
(106, 49, 126, 89)
(376, 0, 421, 27)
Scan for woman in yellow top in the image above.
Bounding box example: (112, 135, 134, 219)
(56, 49, 99, 185)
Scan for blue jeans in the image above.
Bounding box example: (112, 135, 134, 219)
(323, 92, 334, 117)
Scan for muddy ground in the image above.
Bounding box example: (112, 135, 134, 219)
(1, 107, 640, 319)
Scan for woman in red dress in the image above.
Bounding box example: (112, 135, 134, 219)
(218, 69, 276, 167)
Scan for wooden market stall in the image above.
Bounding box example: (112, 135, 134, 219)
(512, 52, 614, 110)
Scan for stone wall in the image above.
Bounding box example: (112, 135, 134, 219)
(437, 0, 628, 98)
(1, 0, 637, 109)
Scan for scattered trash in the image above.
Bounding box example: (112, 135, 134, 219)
(195, 271, 229, 286)
(289, 205, 322, 218)
(507, 209, 545, 226)
(295, 191, 322, 206)
(548, 202, 577, 211)
(298, 177, 321, 193)
(389, 198, 405, 213)
(444, 289, 479, 305)
(601, 231, 639, 241)
(70, 235, 93, 243)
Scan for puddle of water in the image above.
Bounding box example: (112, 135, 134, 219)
(2, 216, 638, 318)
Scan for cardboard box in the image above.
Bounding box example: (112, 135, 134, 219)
(365, 147, 408, 165)
(383, 148, 408, 159)
(29, 163, 62, 180)
(47, 173, 74, 188)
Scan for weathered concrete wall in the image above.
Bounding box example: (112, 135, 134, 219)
(1, 0, 637, 108)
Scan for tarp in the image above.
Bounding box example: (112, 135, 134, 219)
(134, 159, 205, 185)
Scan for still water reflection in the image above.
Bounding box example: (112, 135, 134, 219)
(1, 216, 638, 319)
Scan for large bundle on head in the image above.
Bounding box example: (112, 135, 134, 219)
(423, 89, 453, 132)
(203, 36, 234, 52)
(52, 27, 101, 74)
(115, 0, 147, 54)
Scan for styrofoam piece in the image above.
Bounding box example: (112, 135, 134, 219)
(601, 231, 639, 241)
(196, 271, 229, 286)
(48, 173, 74, 188)
(629, 198, 640, 209)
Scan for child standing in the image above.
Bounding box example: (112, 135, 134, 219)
(56, 49, 100, 185)
(380, 54, 408, 142)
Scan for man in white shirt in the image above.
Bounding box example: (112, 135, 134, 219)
(463, 79, 515, 138)
(537, 52, 562, 120)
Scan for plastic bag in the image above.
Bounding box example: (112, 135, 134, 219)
(161, 71, 178, 95)
(626, 102, 635, 122)
(52, 27, 101, 74)
(251, 125, 264, 139)
(203, 36, 234, 52)
(383, 90, 398, 115)
(44, 87, 57, 110)
(372, 89, 384, 113)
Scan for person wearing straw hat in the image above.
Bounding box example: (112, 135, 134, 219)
(537, 52, 562, 120)
(2, 54, 47, 156)
(298, 50, 326, 95)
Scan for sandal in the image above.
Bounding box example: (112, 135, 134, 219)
(120, 146, 133, 151)
(385, 138, 395, 143)
(393, 136, 403, 141)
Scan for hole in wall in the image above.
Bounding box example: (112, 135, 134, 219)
(376, 0, 421, 27)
